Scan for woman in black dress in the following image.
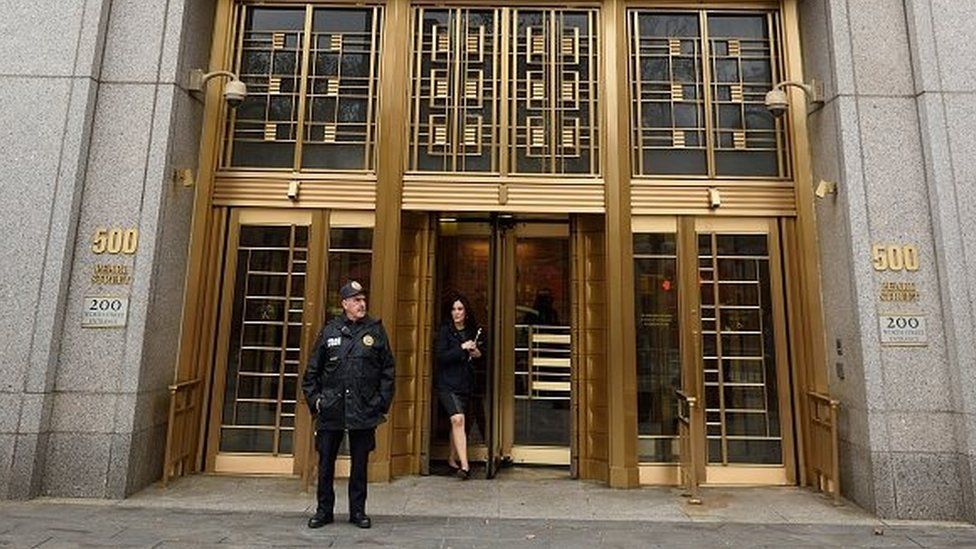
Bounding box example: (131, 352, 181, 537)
(434, 293, 483, 480)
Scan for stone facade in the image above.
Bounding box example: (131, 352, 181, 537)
(1, 0, 975, 523)
(0, 0, 214, 499)
(801, 0, 976, 522)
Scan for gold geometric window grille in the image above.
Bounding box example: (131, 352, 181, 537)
(410, 8, 501, 173)
(510, 8, 599, 174)
(223, 5, 383, 172)
(225, 8, 305, 169)
(628, 10, 790, 178)
(408, 7, 598, 175)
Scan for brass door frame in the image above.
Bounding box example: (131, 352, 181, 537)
(507, 221, 573, 466)
(427, 216, 575, 470)
(635, 215, 795, 487)
(487, 220, 509, 476)
(693, 217, 795, 486)
(677, 216, 705, 491)
(206, 208, 326, 475)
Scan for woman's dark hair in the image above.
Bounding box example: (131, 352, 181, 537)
(446, 292, 478, 333)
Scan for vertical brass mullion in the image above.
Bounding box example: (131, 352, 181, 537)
(230, 235, 249, 429)
(298, 211, 328, 483)
(677, 216, 703, 483)
(293, 6, 314, 171)
(770, 11, 787, 179)
(589, 9, 598, 174)
(709, 233, 727, 466)
(206, 211, 241, 471)
(371, 0, 412, 481)
(365, 7, 380, 171)
(499, 8, 511, 176)
(275, 225, 297, 456)
(700, 11, 716, 178)
(491, 11, 500, 173)
(410, 8, 423, 171)
(602, 0, 639, 488)
(549, 10, 558, 173)
(224, 5, 247, 168)
(630, 10, 642, 176)
(768, 220, 796, 482)
(450, 9, 463, 171)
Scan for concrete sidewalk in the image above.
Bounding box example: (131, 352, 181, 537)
(3, 501, 976, 548)
(3, 471, 975, 547)
(114, 468, 877, 525)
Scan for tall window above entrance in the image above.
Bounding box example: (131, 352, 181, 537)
(223, 6, 383, 171)
(628, 11, 789, 178)
(409, 7, 599, 175)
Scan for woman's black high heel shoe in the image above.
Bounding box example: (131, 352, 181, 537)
(456, 468, 470, 480)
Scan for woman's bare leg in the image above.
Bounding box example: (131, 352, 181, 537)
(450, 414, 469, 471)
(448, 432, 458, 468)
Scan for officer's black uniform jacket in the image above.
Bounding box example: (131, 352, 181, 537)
(302, 314, 395, 431)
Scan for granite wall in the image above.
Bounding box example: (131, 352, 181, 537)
(0, 0, 215, 499)
(800, 0, 976, 521)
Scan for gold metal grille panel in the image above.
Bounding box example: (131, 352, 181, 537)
(510, 8, 599, 174)
(408, 7, 598, 175)
(400, 178, 605, 212)
(212, 174, 377, 209)
(224, 6, 382, 172)
(410, 8, 501, 172)
(631, 185, 796, 216)
(302, 7, 382, 170)
(698, 232, 783, 465)
(629, 10, 790, 178)
(217, 224, 308, 457)
(225, 7, 305, 168)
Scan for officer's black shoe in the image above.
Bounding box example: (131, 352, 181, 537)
(307, 510, 334, 528)
(348, 512, 372, 529)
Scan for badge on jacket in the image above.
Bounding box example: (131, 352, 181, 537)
(362, 334, 374, 347)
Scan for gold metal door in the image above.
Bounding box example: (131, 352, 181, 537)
(431, 216, 574, 471)
(207, 209, 325, 475)
(508, 222, 573, 465)
(694, 218, 794, 485)
(431, 218, 494, 468)
(635, 217, 795, 487)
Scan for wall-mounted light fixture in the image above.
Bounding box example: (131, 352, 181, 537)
(707, 187, 722, 209)
(814, 179, 837, 200)
(287, 180, 301, 201)
(187, 69, 248, 108)
(764, 79, 824, 118)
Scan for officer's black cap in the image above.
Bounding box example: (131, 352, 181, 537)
(339, 280, 366, 300)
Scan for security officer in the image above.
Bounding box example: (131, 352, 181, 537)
(302, 280, 395, 529)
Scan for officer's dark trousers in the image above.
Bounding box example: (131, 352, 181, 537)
(316, 428, 376, 516)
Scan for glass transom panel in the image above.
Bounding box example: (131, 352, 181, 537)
(629, 10, 789, 178)
(224, 6, 383, 172)
(409, 7, 599, 176)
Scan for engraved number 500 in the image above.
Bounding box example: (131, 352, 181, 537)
(872, 244, 919, 272)
(92, 228, 138, 255)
